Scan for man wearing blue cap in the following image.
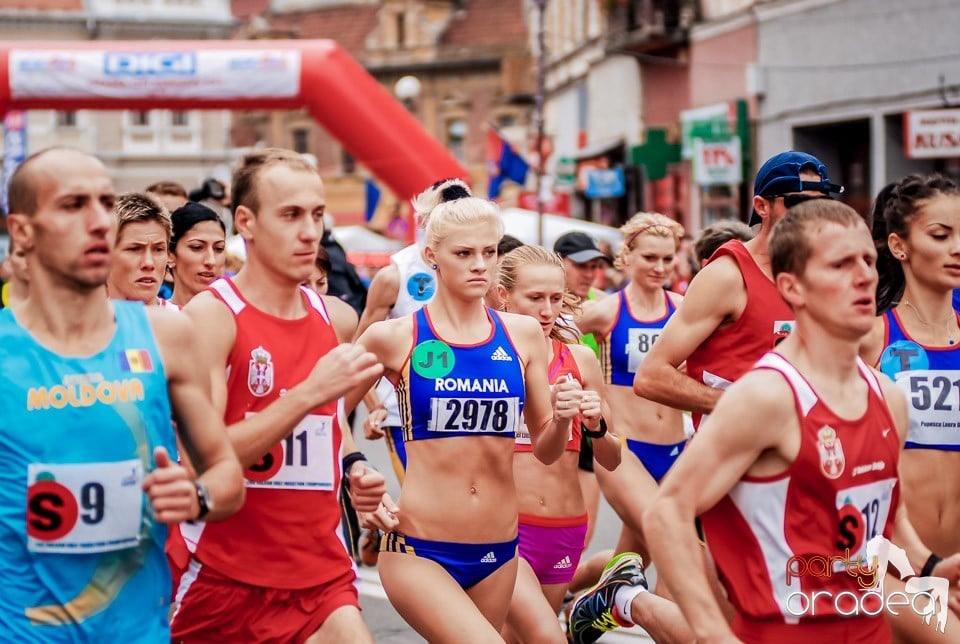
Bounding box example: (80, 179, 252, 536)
(568, 151, 843, 644)
(635, 150, 842, 430)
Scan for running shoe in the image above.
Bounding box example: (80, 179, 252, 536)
(567, 552, 647, 644)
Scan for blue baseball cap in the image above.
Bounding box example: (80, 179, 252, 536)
(749, 151, 843, 226)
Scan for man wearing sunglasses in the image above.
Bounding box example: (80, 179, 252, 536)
(570, 151, 845, 643)
(634, 150, 843, 434)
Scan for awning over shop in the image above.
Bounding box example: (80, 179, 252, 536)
(570, 138, 625, 161)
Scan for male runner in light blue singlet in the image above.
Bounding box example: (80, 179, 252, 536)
(0, 148, 243, 642)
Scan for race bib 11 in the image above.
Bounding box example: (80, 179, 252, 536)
(245, 414, 335, 490)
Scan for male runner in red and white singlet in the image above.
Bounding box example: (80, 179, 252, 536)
(635, 151, 842, 430)
(639, 199, 960, 643)
(567, 152, 845, 644)
(172, 148, 386, 643)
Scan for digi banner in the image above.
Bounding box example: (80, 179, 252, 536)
(9, 49, 301, 100)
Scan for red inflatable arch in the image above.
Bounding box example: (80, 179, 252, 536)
(0, 40, 469, 205)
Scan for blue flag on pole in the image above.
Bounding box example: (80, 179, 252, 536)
(487, 128, 529, 199)
(364, 178, 381, 222)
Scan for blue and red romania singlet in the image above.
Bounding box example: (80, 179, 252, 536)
(398, 307, 525, 442)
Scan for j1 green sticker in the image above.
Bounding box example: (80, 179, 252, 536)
(411, 340, 455, 379)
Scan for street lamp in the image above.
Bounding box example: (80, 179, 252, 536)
(394, 75, 422, 111)
(533, 0, 547, 244)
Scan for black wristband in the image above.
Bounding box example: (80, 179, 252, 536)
(341, 452, 368, 485)
(194, 480, 212, 520)
(581, 418, 607, 439)
(920, 553, 943, 578)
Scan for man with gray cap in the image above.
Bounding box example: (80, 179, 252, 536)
(554, 231, 612, 301)
(570, 150, 843, 643)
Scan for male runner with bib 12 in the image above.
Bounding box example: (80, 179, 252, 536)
(641, 199, 960, 643)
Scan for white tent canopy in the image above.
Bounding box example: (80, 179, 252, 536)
(331, 225, 405, 253)
(224, 225, 403, 262)
(224, 213, 619, 263)
(499, 208, 622, 250)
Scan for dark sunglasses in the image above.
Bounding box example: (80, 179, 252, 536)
(768, 193, 834, 208)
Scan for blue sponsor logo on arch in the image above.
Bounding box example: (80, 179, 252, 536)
(104, 52, 197, 76)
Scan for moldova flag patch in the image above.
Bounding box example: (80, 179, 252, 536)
(119, 349, 153, 373)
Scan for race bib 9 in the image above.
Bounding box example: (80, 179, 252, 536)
(27, 460, 143, 554)
(429, 397, 520, 434)
(245, 414, 335, 490)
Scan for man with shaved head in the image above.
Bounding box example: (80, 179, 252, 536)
(0, 147, 243, 641)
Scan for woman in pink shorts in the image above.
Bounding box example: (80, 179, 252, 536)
(495, 245, 622, 643)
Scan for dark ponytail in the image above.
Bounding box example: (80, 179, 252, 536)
(872, 174, 959, 313)
(871, 181, 902, 314)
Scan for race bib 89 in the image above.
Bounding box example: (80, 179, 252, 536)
(626, 329, 659, 373)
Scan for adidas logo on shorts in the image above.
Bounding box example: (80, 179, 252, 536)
(553, 556, 573, 570)
(480, 551, 497, 563)
(491, 346, 513, 361)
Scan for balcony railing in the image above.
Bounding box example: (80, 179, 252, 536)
(605, 0, 697, 54)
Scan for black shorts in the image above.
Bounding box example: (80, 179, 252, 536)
(578, 436, 594, 473)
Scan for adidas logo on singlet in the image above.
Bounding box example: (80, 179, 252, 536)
(491, 346, 513, 361)
(480, 551, 497, 563)
(553, 556, 573, 570)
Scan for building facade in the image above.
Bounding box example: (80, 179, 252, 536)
(231, 0, 535, 226)
(756, 0, 960, 216)
(0, 0, 237, 197)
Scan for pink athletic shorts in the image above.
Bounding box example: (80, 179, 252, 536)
(517, 512, 588, 585)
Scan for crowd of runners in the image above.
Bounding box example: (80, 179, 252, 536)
(1, 144, 959, 643)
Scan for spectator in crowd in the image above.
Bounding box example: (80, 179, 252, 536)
(146, 180, 189, 214)
(693, 219, 755, 268)
(191, 177, 233, 235)
(321, 214, 368, 315)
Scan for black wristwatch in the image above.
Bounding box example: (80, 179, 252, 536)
(194, 480, 213, 520)
(581, 418, 608, 439)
